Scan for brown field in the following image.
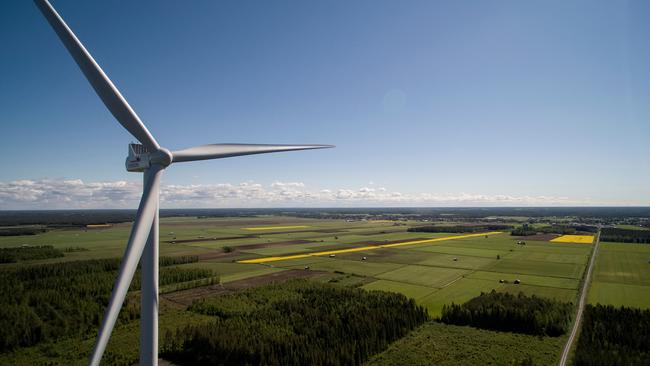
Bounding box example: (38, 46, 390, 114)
(161, 269, 328, 307)
(514, 233, 559, 241)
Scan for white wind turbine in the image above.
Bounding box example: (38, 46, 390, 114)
(33, 1, 332, 365)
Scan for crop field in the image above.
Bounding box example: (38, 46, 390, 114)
(550, 234, 594, 244)
(0, 216, 593, 319)
(588, 241, 650, 309)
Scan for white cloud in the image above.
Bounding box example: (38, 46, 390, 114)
(0, 178, 597, 209)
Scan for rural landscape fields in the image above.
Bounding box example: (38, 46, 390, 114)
(0, 212, 648, 365)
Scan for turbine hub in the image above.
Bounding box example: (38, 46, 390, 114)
(125, 144, 172, 172)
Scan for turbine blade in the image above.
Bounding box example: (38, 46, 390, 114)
(171, 143, 334, 163)
(88, 165, 163, 366)
(34, 0, 160, 151)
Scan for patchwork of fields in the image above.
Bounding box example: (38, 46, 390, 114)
(7, 215, 650, 366)
(0, 216, 598, 317)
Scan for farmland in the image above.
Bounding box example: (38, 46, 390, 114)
(1, 212, 640, 365)
(588, 241, 650, 309)
(0, 216, 590, 319)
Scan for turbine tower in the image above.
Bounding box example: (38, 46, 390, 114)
(33, 1, 332, 365)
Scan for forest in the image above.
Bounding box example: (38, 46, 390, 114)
(510, 224, 537, 236)
(574, 305, 650, 365)
(161, 280, 429, 366)
(0, 227, 47, 236)
(408, 224, 512, 233)
(0, 255, 213, 351)
(510, 223, 597, 236)
(601, 227, 650, 243)
(440, 291, 572, 336)
(537, 224, 597, 234)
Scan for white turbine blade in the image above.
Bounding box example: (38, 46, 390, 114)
(171, 143, 334, 163)
(88, 166, 163, 366)
(34, 0, 160, 151)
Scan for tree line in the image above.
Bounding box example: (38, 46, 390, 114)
(510, 224, 597, 236)
(0, 256, 211, 352)
(538, 224, 597, 234)
(161, 280, 429, 366)
(440, 291, 572, 337)
(574, 304, 650, 365)
(0, 227, 47, 236)
(601, 227, 650, 244)
(510, 224, 537, 236)
(408, 224, 512, 234)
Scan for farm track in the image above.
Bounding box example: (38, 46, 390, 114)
(559, 228, 601, 366)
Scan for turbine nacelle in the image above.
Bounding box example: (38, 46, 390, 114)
(34, 0, 333, 365)
(125, 144, 172, 172)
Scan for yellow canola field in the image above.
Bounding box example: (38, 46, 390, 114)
(243, 225, 310, 231)
(550, 235, 594, 244)
(238, 231, 503, 264)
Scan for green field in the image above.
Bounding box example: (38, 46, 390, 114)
(0, 215, 606, 364)
(588, 242, 650, 308)
(0, 216, 591, 319)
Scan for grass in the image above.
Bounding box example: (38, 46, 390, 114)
(0, 215, 597, 363)
(237, 232, 504, 264)
(418, 278, 502, 317)
(467, 271, 579, 289)
(242, 225, 311, 231)
(415, 252, 496, 270)
(588, 282, 650, 309)
(366, 321, 565, 366)
(408, 244, 505, 258)
(376, 265, 469, 288)
(282, 258, 403, 277)
(588, 242, 650, 308)
(362, 279, 436, 301)
(489, 258, 585, 279)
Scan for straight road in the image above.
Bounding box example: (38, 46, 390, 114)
(559, 228, 601, 366)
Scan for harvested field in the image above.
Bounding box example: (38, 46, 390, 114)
(515, 233, 560, 241)
(166, 235, 256, 244)
(243, 225, 311, 231)
(196, 240, 314, 260)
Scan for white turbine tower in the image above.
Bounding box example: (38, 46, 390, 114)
(33, 1, 332, 365)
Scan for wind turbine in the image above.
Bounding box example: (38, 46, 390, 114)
(33, 1, 332, 365)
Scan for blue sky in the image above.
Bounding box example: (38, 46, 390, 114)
(1, 0, 649, 208)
